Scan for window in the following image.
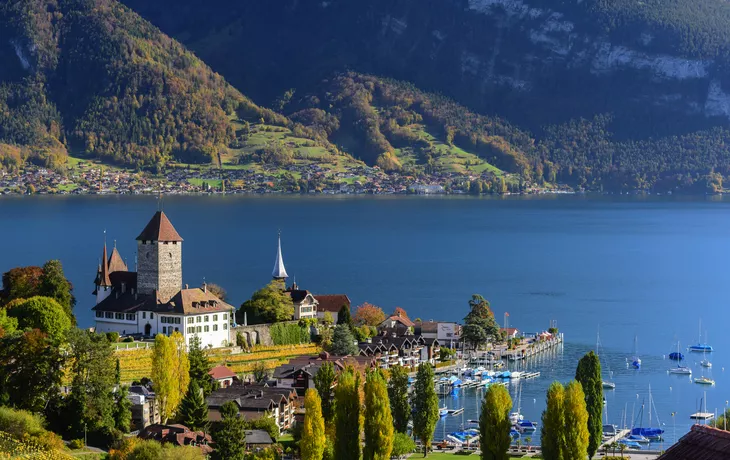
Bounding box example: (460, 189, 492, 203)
(204, 326, 209, 332)
(223, 324, 227, 330)
(213, 314, 218, 321)
(175, 318, 181, 324)
(162, 327, 166, 334)
(187, 317, 194, 324)
(187, 327, 194, 334)
(204, 316, 210, 322)
(142, 312, 146, 319)
(196, 316, 201, 323)
(213, 325, 218, 331)
(96, 311, 103, 318)
(115, 313, 124, 319)
(105, 312, 113, 319)
(126, 313, 135, 321)
(223, 313, 228, 320)
(196, 326, 201, 333)
(150, 313, 154, 319)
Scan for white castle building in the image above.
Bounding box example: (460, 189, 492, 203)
(92, 211, 234, 348)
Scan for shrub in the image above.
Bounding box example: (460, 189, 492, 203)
(106, 332, 120, 343)
(69, 439, 84, 449)
(270, 323, 310, 345)
(123, 337, 134, 343)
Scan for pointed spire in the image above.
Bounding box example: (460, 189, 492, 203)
(98, 239, 111, 287)
(272, 231, 288, 280)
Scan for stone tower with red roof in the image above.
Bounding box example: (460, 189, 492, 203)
(136, 211, 183, 303)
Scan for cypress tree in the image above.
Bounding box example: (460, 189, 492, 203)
(564, 381, 590, 460)
(575, 351, 603, 459)
(188, 335, 214, 396)
(364, 370, 394, 460)
(412, 363, 439, 457)
(212, 401, 246, 460)
(541, 381, 566, 460)
(178, 380, 209, 432)
(301, 388, 326, 460)
(313, 362, 336, 423)
(337, 305, 353, 328)
(334, 368, 362, 459)
(479, 384, 512, 460)
(387, 365, 411, 433)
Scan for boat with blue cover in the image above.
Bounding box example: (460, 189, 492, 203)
(668, 352, 684, 361)
(619, 439, 642, 449)
(688, 319, 713, 352)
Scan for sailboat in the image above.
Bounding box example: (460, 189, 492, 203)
(631, 335, 641, 369)
(700, 335, 712, 367)
(688, 319, 713, 352)
(509, 382, 524, 424)
(597, 330, 616, 389)
(629, 386, 664, 441)
(694, 351, 715, 385)
(668, 341, 692, 375)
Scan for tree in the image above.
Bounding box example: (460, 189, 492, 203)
(334, 368, 361, 459)
(564, 381, 589, 460)
(393, 307, 408, 318)
(354, 302, 386, 326)
(364, 370, 393, 460)
(252, 361, 269, 383)
(322, 311, 334, 326)
(313, 362, 335, 423)
(0, 266, 43, 304)
(337, 305, 352, 327)
(387, 365, 411, 434)
(38, 260, 76, 324)
(206, 283, 227, 301)
(479, 384, 512, 460)
(113, 386, 133, 433)
(65, 329, 117, 442)
(541, 381, 566, 460)
(152, 332, 190, 423)
(212, 401, 246, 460)
(178, 381, 209, 432)
(301, 389, 326, 460)
(7, 296, 71, 342)
(188, 336, 214, 397)
(0, 309, 18, 337)
(462, 295, 499, 349)
(330, 324, 358, 355)
(237, 280, 294, 323)
(575, 351, 602, 459)
(0, 329, 63, 412)
(412, 363, 438, 457)
(391, 432, 416, 459)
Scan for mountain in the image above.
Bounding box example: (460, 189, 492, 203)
(0, 0, 322, 170)
(119, 0, 730, 191)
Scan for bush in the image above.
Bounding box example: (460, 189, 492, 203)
(0, 406, 65, 452)
(123, 336, 134, 343)
(270, 323, 310, 345)
(69, 439, 84, 449)
(106, 332, 120, 343)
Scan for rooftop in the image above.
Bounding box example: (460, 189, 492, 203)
(136, 211, 183, 242)
(657, 424, 730, 460)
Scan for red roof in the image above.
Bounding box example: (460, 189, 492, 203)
(136, 211, 183, 242)
(658, 424, 730, 460)
(385, 315, 415, 328)
(314, 294, 351, 313)
(209, 365, 237, 380)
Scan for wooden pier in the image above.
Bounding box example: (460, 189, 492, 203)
(601, 429, 630, 447)
(503, 333, 564, 361)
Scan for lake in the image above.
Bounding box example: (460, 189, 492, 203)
(2, 194, 730, 445)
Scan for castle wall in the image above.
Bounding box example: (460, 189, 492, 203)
(136, 240, 182, 302)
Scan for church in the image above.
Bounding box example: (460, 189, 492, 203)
(92, 211, 235, 348)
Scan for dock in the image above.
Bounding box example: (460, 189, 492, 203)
(522, 371, 540, 380)
(502, 333, 564, 361)
(601, 429, 630, 447)
(690, 412, 715, 420)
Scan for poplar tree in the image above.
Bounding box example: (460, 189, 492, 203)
(313, 362, 335, 423)
(301, 389, 326, 460)
(152, 332, 190, 422)
(412, 363, 439, 457)
(387, 365, 411, 433)
(212, 401, 246, 460)
(479, 384, 512, 460)
(364, 370, 394, 460)
(334, 368, 361, 459)
(564, 381, 590, 460)
(575, 351, 602, 459)
(177, 380, 209, 432)
(541, 381, 566, 460)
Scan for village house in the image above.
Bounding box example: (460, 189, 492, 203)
(377, 313, 415, 336)
(244, 430, 275, 451)
(208, 365, 237, 388)
(91, 211, 235, 348)
(500, 327, 520, 340)
(206, 384, 298, 431)
(128, 385, 160, 429)
(313, 294, 350, 323)
(366, 335, 437, 369)
(138, 424, 212, 455)
(416, 320, 462, 348)
(272, 352, 376, 395)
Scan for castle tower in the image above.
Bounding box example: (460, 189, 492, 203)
(272, 231, 288, 280)
(93, 242, 112, 305)
(136, 211, 183, 302)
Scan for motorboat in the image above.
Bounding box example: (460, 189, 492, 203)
(618, 439, 642, 450)
(701, 359, 712, 368)
(509, 371, 522, 379)
(602, 381, 616, 390)
(694, 376, 715, 385)
(668, 366, 692, 375)
(509, 412, 524, 424)
(516, 420, 537, 432)
(439, 407, 449, 417)
(626, 434, 650, 444)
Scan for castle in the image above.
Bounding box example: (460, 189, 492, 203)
(92, 211, 235, 348)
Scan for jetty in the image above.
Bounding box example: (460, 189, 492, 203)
(601, 429, 631, 447)
(503, 332, 564, 361)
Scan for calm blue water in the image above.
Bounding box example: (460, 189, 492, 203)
(2, 194, 729, 445)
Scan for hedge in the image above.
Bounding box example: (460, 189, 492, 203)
(270, 323, 311, 345)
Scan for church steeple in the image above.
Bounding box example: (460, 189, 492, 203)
(272, 231, 288, 280)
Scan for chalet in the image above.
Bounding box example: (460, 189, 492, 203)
(365, 335, 439, 368)
(206, 384, 298, 431)
(377, 314, 415, 336)
(138, 424, 212, 454)
(208, 365, 237, 388)
(313, 294, 351, 323)
(273, 352, 376, 395)
(244, 430, 275, 450)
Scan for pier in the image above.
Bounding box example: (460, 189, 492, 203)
(502, 332, 564, 361)
(601, 428, 631, 447)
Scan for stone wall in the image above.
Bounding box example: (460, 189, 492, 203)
(229, 324, 274, 348)
(136, 240, 182, 302)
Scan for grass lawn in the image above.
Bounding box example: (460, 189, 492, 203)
(187, 178, 223, 188)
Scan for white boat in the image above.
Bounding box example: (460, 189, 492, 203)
(597, 330, 616, 389)
(701, 359, 712, 368)
(509, 371, 522, 379)
(509, 412, 524, 424)
(602, 380, 616, 389)
(668, 366, 692, 375)
(694, 376, 715, 385)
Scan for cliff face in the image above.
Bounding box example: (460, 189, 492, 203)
(123, 0, 730, 140)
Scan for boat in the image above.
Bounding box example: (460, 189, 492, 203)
(668, 341, 691, 374)
(516, 420, 537, 432)
(688, 319, 713, 352)
(701, 359, 712, 368)
(629, 386, 664, 442)
(447, 429, 480, 446)
(694, 376, 715, 385)
(509, 412, 523, 424)
(630, 335, 641, 369)
(439, 407, 449, 417)
(597, 330, 616, 389)
(509, 429, 521, 441)
(626, 434, 650, 444)
(602, 380, 616, 390)
(618, 439, 642, 450)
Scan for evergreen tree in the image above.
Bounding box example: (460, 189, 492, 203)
(188, 336, 214, 396)
(212, 401, 246, 460)
(575, 351, 603, 459)
(564, 381, 589, 460)
(541, 381, 566, 460)
(387, 365, 411, 433)
(334, 368, 361, 459)
(462, 295, 499, 350)
(479, 384, 512, 460)
(412, 363, 439, 457)
(364, 370, 394, 460)
(330, 324, 358, 355)
(337, 305, 353, 328)
(178, 381, 209, 432)
(301, 389, 326, 460)
(113, 385, 133, 433)
(115, 358, 121, 385)
(313, 362, 335, 423)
